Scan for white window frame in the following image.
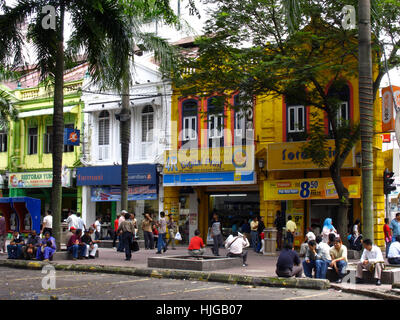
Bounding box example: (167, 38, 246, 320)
(208, 114, 224, 139)
(235, 111, 245, 137)
(330, 101, 349, 130)
(183, 116, 197, 141)
(98, 111, 110, 161)
(141, 106, 154, 143)
(287, 105, 305, 133)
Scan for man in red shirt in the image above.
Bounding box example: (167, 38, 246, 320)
(188, 229, 205, 257)
(113, 214, 120, 249)
(67, 229, 87, 260)
(384, 218, 392, 258)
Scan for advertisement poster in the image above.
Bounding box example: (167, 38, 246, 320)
(91, 186, 157, 202)
(9, 169, 71, 188)
(264, 176, 361, 201)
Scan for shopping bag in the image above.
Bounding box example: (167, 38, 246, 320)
(174, 232, 182, 241)
(131, 240, 140, 252)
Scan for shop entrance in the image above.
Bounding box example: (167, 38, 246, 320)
(208, 192, 260, 238)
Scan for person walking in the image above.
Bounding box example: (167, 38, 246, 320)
(356, 239, 385, 286)
(274, 211, 285, 251)
(210, 213, 223, 256)
(275, 242, 303, 278)
(225, 231, 250, 267)
(166, 213, 177, 250)
(156, 212, 167, 254)
(41, 210, 53, 236)
(285, 215, 297, 246)
(142, 213, 154, 250)
(117, 213, 136, 261)
(250, 216, 259, 252)
(0, 213, 6, 253)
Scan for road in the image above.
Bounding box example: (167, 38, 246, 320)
(0, 267, 376, 300)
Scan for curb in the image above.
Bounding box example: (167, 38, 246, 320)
(0, 259, 329, 290)
(329, 284, 400, 300)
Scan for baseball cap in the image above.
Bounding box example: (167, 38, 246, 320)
(121, 210, 128, 214)
(70, 226, 76, 231)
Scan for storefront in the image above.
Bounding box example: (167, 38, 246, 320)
(77, 164, 159, 238)
(263, 141, 360, 247)
(163, 145, 256, 242)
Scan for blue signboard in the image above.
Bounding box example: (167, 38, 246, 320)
(163, 171, 256, 186)
(76, 164, 157, 186)
(63, 128, 80, 146)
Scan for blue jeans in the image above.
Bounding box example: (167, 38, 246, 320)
(157, 233, 166, 253)
(117, 234, 124, 252)
(251, 231, 259, 252)
(334, 260, 347, 278)
(315, 260, 331, 279)
(302, 260, 316, 278)
(36, 247, 56, 260)
(68, 244, 86, 259)
(286, 232, 294, 246)
(7, 244, 23, 259)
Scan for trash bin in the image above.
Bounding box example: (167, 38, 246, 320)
(263, 227, 277, 255)
(59, 222, 69, 246)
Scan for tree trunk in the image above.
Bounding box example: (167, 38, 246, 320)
(330, 163, 350, 242)
(120, 72, 130, 211)
(51, 2, 65, 250)
(358, 0, 374, 241)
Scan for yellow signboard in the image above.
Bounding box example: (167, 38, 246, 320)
(164, 145, 255, 174)
(267, 140, 355, 171)
(264, 176, 361, 201)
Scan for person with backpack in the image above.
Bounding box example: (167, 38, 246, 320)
(225, 231, 250, 266)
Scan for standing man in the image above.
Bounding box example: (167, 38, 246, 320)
(210, 213, 223, 256)
(286, 215, 297, 246)
(41, 210, 53, 236)
(117, 211, 126, 252)
(0, 212, 6, 253)
(65, 210, 79, 230)
(117, 213, 136, 261)
(356, 239, 385, 286)
(274, 211, 285, 251)
(113, 213, 120, 249)
(256, 216, 266, 253)
(142, 213, 154, 250)
(76, 212, 86, 231)
(166, 213, 177, 250)
(94, 216, 102, 240)
(250, 216, 259, 252)
(156, 212, 167, 254)
(384, 218, 392, 258)
(390, 213, 400, 245)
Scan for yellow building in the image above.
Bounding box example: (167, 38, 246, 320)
(163, 76, 386, 248)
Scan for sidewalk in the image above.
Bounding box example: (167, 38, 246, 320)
(0, 245, 398, 299)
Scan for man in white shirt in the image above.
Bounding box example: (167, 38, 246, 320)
(41, 210, 53, 236)
(314, 235, 331, 279)
(117, 211, 127, 252)
(76, 212, 86, 231)
(225, 231, 250, 266)
(65, 210, 79, 230)
(356, 239, 385, 286)
(94, 217, 102, 240)
(388, 235, 400, 265)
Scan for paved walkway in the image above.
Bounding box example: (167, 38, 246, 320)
(0, 244, 395, 297)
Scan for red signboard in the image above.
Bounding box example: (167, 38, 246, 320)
(382, 133, 391, 143)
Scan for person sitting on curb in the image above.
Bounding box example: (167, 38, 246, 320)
(225, 231, 250, 267)
(315, 235, 332, 279)
(329, 237, 348, 283)
(36, 231, 56, 261)
(188, 229, 205, 257)
(356, 238, 385, 286)
(22, 230, 41, 260)
(299, 230, 316, 258)
(275, 242, 303, 278)
(388, 235, 400, 265)
(302, 240, 317, 278)
(7, 230, 24, 259)
(328, 233, 337, 247)
(81, 227, 100, 259)
(67, 228, 87, 260)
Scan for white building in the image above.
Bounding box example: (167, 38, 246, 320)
(79, 54, 172, 234)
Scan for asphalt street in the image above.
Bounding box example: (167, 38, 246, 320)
(0, 266, 377, 300)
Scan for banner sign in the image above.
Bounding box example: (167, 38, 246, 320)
(264, 176, 361, 201)
(164, 146, 255, 174)
(267, 140, 355, 171)
(91, 185, 157, 202)
(382, 86, 400, 133)
(9, 170, 71, 188)
(77, 164, 157, 186)
(64, 128, 80, 146)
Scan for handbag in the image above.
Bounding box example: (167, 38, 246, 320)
(131, 239, 140, 252)
(175, 232, 182, 241)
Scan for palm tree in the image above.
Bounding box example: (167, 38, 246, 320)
(0, 0, 134, 247)
(86, 1, 179, 211)
(0, 68, 18, 130)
